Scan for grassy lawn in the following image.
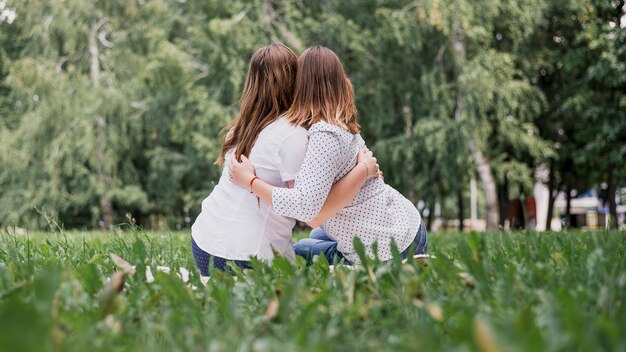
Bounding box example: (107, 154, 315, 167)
(0, 229, 624, 351)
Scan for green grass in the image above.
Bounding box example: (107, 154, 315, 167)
(0, 229, 625, 351)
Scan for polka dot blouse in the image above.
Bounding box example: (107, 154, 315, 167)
(272, 122, 422, 263)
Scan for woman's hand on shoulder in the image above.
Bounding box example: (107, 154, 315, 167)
(357, 147, 383, 179)
(228, 154, 256, 189)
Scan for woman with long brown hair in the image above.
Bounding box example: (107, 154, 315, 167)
(230, 46, 427, 264)
(191, 43, 377, 275)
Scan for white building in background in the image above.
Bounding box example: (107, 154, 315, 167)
(534, 166, 550, 231)
(427, 164, 623, 232)
(533, 164, 625, 231)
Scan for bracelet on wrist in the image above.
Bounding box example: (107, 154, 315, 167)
(249, 176, 259, 193)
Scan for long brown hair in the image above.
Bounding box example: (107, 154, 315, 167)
(217, 43, 298, 165)
(286, 46, 359, 133)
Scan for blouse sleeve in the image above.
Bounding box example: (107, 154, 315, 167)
(272, 130, 343, 222)
(278, 128, 309, 182)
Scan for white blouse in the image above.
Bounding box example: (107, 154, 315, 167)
(272, 121, 422, 263)
(191, 117, 308, 261)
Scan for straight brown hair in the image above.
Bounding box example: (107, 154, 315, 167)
(286, 46, 359, 134)
(217, 43, 298, 165)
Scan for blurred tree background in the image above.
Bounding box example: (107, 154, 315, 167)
(0, 0, 624, 230)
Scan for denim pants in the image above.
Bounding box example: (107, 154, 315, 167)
(294, 221, 428, 265)
(191, 237, 252, 276)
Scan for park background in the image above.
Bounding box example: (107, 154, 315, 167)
(0, 0, 624, 232)
(1, 2, 626, 351)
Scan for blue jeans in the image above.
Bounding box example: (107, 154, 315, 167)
(191, 237, 252, 276)
(294, 228, 351, 265)
(294, 221, 428, 265)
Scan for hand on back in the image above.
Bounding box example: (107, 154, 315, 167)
(357, 148, 383, 179)
(229, 154, 256, 189)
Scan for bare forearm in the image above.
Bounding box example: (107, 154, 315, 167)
(250, 178, 275, 207)
(252, 165, 366, 226)
(235, 145, 378, 225)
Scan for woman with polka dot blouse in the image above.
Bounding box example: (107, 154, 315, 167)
(230, 46, 427, 265)
(190, 44, 378, 276)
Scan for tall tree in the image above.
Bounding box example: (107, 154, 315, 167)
(0, 0, 619, 231)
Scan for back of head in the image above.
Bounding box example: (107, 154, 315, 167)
(217, 43, 298, 165)
(286, 46, 359, 134)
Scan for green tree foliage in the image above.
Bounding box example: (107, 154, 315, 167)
(0, 0, 622, 229)
(527, 0, 626, 227)
(0, 0, 269, 228)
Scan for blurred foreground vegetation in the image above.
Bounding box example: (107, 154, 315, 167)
(0, 229, 624, 351)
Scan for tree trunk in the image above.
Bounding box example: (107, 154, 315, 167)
(403, 93, 416, 204)
(545, 161, 556, 231)
(426, 199, 435, 232)
(470, 178, 478, 221)
(564, 186, 572, 229)
(607, 163, 618, 229)
(497, 177, 509, 228)
(90, 19, 113, 230)
(451, 16, 499, 231)
(457, 188, 464, 232)
(470, 141, 499, 230)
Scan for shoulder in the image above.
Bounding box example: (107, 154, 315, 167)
(277, 117, 308, 155)
(308, 122, 355, 150)
(308, 121, 351, 137)
(277, 119, 308, 179)
(272, 116, 308, 141)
